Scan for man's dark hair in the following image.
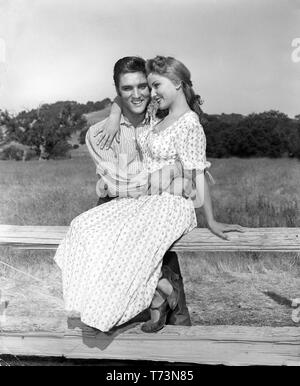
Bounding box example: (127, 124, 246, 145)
(113, 56, 146, 89)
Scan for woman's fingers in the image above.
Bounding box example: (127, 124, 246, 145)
(100, 134, 110, 149)
(223, 224, 245, 233)
(94, 127, 104, 137)
(105, 135, 115, 149)
(96, 133, 116, 149)
(214, 230, 229, 240)
(96, 133, 106, 145)
(234, 225, 246, 233)
(209, 222, 245, 240)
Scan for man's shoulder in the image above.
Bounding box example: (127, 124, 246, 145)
(87, 118, 108, 136)
(86, 119, 109, 146)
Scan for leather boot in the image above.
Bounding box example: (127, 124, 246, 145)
(162, 251, 192, 326)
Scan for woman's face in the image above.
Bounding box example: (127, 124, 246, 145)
(147, 73, 179, 110)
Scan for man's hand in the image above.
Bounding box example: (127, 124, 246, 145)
(94, 120, 120, 150)
(207, 220, 245, 240)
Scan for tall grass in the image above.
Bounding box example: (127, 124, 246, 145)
(1, 156, 299, 227)
(0, 156, 299, 277)
(196, 157, 299, 228)
(0, 156, 299, 326)
(0, 156, 97, 225)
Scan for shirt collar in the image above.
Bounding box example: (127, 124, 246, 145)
(120, 114, 147, 128)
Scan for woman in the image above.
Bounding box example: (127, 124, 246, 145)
(54, 56, 242, 333)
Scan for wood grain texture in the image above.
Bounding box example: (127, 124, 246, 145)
(0, 225, 299, 252)
(1, 225, 299, 365)
(0, 322, 299, 365)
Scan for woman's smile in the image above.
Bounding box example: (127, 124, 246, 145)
(147, 73, 179, 110)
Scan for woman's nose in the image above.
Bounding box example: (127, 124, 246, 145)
(151, 88, 156, 98)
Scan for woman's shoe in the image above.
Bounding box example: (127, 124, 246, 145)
(141, 289, 171, 333)
(162, 266, 180, 310)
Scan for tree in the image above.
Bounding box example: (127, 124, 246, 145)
(228, 111, 291, 158)
(4, 102, 87, 159)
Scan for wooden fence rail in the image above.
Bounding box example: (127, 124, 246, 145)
(0, 225, 300, 252)
(0, 225, 299, 366)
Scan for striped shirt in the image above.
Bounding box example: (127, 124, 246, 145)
(86, 115, 148, 198)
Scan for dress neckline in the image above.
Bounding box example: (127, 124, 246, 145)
(151, 110, 194, 135)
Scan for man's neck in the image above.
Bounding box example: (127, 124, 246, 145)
(122, 107, 146, 128)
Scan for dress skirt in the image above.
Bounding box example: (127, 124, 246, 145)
(54, 192, 196, 332)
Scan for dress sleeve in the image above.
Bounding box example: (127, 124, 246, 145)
(175, 114, 211, 171)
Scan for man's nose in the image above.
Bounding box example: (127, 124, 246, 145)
(132, 88, 141, 98)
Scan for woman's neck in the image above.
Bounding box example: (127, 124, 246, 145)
(168, 93, 191, 120)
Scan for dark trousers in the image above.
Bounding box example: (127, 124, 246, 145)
(97, 196, 191, 325)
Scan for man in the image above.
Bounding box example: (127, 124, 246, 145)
(86, 56, 243, 328)
(86, 56, 195, 327)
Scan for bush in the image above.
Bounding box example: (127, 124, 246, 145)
(49, 140, 72, 159)
(0, 145, 38, 161)
(0, 145, 23, 160)
(79, 128, 88, 145)
(23, 149, 38, 161)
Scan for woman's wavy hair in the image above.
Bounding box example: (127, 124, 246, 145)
(145, 56, 204, 122)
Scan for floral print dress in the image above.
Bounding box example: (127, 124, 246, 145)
(54, 111, 210, 331)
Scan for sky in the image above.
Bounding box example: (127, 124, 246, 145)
(0, 0, 300, 117)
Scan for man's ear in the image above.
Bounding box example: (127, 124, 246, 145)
(115, 85, 121, 96)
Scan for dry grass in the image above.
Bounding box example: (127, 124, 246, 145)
(0, 156, 299, 327)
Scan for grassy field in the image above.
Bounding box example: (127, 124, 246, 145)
(0, 155, 299, 327)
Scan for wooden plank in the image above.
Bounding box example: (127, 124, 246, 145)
(0, 225, 299, 252)
(0, 323, 299, 365)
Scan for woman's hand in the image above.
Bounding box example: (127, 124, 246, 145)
(207, 220, 245, 240)
(94, 118, 120, 149)
(94, 99, 122, 149)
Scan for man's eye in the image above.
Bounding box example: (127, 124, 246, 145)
(139, 84, 148, 89)
(122, 87, 132, 91)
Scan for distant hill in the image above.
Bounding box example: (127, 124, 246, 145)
(69, 105, 112, 155)
(83, 105, 111, 126)
(0, 99, 113, 159)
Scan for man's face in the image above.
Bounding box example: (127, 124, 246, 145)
(117, 72, 150, 115)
